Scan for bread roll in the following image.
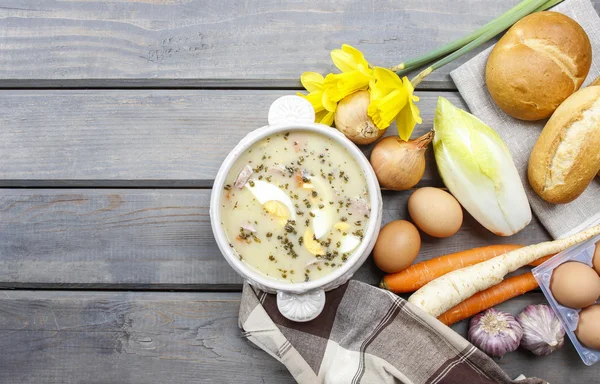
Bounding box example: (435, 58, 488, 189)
(528, 86, 600, 204)
(486, 12, 591, 121)
(588, 78, 600, 179)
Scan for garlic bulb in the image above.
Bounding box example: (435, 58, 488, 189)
(334, 90, 386, 145)
(468, 308, 523, 357)
(516, 304, 565, 356)
(369, 131, 433, 191)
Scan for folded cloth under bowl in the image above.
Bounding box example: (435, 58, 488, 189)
(450, 0, 600, 240)
(239, 280, 544, 384)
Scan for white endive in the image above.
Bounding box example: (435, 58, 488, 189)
(433, 97, 531, 236)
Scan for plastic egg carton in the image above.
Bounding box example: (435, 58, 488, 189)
(532, 234, 600, 366)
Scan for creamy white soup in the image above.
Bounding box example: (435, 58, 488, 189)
(220, 131, 370, 283)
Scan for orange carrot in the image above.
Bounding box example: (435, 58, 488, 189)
(380, 244, 523, 293)
(528, 254, 554, 267)
(437, 272, 538, 326)
(295, 172, 304, 187)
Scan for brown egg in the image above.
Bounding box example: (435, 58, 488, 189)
(593, 242, 600, 276)
(550, 262, 600, 308)
(408, 187, 463, 238)
(373, 220, 421, 273)
(576, 305, 600, 350)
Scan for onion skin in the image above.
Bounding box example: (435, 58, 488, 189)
(370, 131, 433, 190)
(516, 304, 565, 356)
(334, 91, 386, 145)
(468, 308, 523, 357)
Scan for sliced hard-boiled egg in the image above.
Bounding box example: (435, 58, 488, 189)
(309, 176, 334, 203)
(303, 229, 324, 256)
(333, 222, 350, 232)
(339, 235, 361, 254)
(307, 176, 335, 239)
(264, 200, 291, 225)
(246, 180, 296, 221)
(311, 208, 332, 239)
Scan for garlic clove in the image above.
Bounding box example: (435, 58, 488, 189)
(516, 304, 565, 356)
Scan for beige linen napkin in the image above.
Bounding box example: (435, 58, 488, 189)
(450, 0, 600, 239)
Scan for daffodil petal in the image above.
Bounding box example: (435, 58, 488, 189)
(368, 79, 387, 101)
(374, 67, 403, 88)
(342, 44, 370, 68)
(410, 98, 423, 124)
(401, 76, 416, 96)
(300, 72, 325, 93)
(396, 108, 413, 141)
(331, 44, 370, 73)
(331, 49, 356, 73)
(396, 101, 422, 141)
(298, 91, 326, 113)
(321, 87, 338, 112)
(317, 110, 335, 126)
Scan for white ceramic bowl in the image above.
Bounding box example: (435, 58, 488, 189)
(210, 96, 382, 322)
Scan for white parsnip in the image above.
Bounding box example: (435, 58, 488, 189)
(408, 224, 600, 317)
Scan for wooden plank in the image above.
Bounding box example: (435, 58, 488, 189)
(0, 291, 295, 384)
(0, 189, 550, 288)
(0, 290, 595, 383)
(0, 89, 461, 186)
(0, 0, 530, 89)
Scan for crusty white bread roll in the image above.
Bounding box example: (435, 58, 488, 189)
(486, 12, 591, 121)
(528, 86, 600, 204)
(588, 78, 600, 178)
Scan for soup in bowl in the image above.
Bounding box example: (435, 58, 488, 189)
(210, 96, 382, 321)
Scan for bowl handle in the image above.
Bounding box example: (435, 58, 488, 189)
(276, 289, 325, 322)
(268, 95, 315, 125)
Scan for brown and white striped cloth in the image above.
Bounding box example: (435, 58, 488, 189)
(239, 280, 545, 384)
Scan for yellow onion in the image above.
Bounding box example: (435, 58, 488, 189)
(369, 130, 433, 190)
(334, 90, 386, 145)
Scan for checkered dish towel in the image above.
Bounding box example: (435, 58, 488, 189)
(239, 281, 544, 384)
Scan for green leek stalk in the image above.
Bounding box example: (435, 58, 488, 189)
(393, 0, 564, 81)
(433, 98, 532, 236)
(411, 0, 548, 86)
(391, 0, 533, 74)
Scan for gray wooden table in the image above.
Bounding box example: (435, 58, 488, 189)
(0, 1, 598, 383)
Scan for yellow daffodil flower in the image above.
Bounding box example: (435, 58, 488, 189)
(368, 67, 422, 141)
(322, 45, 374, 112)
(299, 45, 375, 126)
(297, 72, 335, 126)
